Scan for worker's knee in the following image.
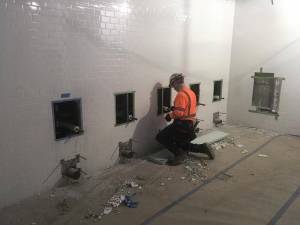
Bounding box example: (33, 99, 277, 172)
(156, 125, 174, 144)
(156, 132, 162, 143)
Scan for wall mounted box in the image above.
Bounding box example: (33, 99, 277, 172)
(52, 98, 83, 140)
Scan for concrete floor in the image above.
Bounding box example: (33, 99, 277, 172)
(1, 125, 300, 225)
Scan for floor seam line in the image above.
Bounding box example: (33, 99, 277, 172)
(267, 185, 300, 225)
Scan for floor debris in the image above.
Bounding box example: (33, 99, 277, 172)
(103, 207, 113, 215)
(107, 194, 124, 208)
(225, 136, 236, 145)
(124, 194, 139, 208)
(183, 158, 209, 182)
(84, 178, 141, 221)
(130, 181, 139, 188)
(210, 136, 236, 150)
(258, 154, 269, 158)
(248, 127, 279, 137)
(210, 135, 249, 155)
(84, 209, 103, 219)
(241, 149, 249, 154)
(217, 173, 233, 181)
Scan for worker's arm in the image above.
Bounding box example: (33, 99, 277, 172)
(169, 94, 186, 119)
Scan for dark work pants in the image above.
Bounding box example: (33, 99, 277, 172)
(156, 120, 196, 156)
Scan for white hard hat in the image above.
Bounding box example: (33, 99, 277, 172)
(169, 73, 184, 87)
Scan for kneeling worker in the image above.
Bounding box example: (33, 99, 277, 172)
(156, 73, 215, 165)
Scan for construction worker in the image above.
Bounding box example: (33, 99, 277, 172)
(156, 73, 215, 165)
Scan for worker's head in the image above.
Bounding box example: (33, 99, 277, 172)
(169, 73, 184, 92)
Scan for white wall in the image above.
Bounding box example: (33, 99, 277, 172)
(0, 0, 235, 208)
(228, 0, 300, 135)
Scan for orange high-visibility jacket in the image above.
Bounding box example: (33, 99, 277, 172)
(169, 86, 197, 121)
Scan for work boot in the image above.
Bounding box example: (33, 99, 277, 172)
(168, 151, 187, 166)
(204, 143, 215, 160)
(190, 143, 215, 160)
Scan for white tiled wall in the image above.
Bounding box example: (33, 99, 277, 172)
(0, 0, 235, 208)
(228, 0, 300, 135)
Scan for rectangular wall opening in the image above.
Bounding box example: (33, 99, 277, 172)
(52, 99, 83, 140)
(157, 87, 171, 115)
(190, 83, 200, 105)
(213, 80, 223, 102)
(115, 92, 136, 125)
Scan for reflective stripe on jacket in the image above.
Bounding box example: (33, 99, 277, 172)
(170, 86, 197, 121)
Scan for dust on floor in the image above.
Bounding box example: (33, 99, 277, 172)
(1, 125, 300, 225)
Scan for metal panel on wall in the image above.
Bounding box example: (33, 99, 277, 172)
(252, 73, 275, 110)
(271, 78, 284, 113)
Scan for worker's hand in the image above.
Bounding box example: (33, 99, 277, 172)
(163, 106, 175, 113)
(163, 106, 171, 113)
(165, 114, 172, 122)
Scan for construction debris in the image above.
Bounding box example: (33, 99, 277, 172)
(130, 181, 139, 188)
(84, 179, 141, 221)
(84, 209, 103, 220)
(241, 149, 249, 154)
(211, 140, 229, 150)
(103, 207, 113, 215)
(124, 195, 139, 208)
(248, 127, 278, 137)
(107, 194, 124, 208)
(210, 135, 249, 154)
(217, 173, 233, 181)
(225, 136, 236, 145)
(191, 178, 197, 182)
(183, 158, 209, 182)
(210, 135, 239, 151)
(258, 154, 269, 158)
